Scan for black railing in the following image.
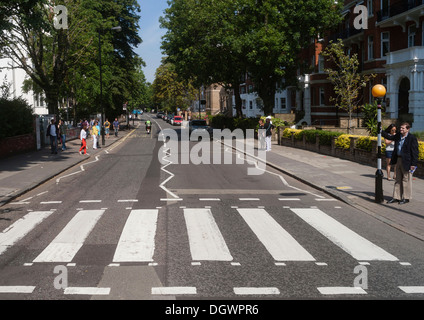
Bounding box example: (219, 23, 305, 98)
(377, 0, 424, 22)
(329, 27, 364, 42)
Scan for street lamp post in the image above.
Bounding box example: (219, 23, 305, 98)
(98, 26, 121, 146)
(372, 84, 387, 203)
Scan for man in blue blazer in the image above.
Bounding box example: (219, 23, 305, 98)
(382, 122, 419, 204)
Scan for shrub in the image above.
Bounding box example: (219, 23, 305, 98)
(0, 97, 34, 139)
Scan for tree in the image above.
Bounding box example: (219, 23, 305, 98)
(160, 0, 248, 118)
(152, 61, 198, 112)
(322, 39, 376, 133)
(160, 0, 342, 117)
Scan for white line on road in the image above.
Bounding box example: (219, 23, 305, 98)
(317, 287, 367, 295)
(184, 208, 233, 261)
(40, 201, 62, 204)
(151, 287, 197, 295)
(0, 211, 53, 255)
(398, 286, 424, 294)
(291, 208, 398, 261)
(233, 287, 280, 295)
(33, 209, 105, 262)
(113, 209, 158, 262)
(0, 286, 36, 294)
(64, 287, 111, 295)
(79, 200, 102, 203)
(237, 208, 315, 262)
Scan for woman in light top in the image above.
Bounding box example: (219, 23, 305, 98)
(79, 124, 89, 155)
(384, 124, 397, 181)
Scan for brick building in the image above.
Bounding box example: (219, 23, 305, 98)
(297, 0, 424, 131)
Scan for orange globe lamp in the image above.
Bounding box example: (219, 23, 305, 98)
(372, 84, 386, 98)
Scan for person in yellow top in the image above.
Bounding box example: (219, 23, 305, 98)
(92, 121, 99, 150)
(104, 119, 110, 139)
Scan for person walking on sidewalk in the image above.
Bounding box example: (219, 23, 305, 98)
(104, 118, 110, 139)
(92, 121, 99, 150)
(264, 116, 274, 152)
(384, 124, 397, 181)
(258, 119, 266, 150)
(46, 118, 59, 154)
(58, 119, 67, 151)
(113, 118, 119, 137)
(79, 124, 89, 155)
(382, 122, 419, 205)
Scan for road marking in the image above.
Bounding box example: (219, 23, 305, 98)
(237, 208, 315, 261)
(278, 198, 300, 201)
(318, 287, 367, 295)
(184, 208, 233, 261)
(315, 198, 337, 202)
(0, 286, 35, 294)
(199, 198, 221, 201)
(239, 198, 260, 201)
(33, 210, 105, 262)
(291, 208, 398, 261)
(64, 287, 110, 295)
(79, 200, 102, 203)
(233, 287, 280, 295)
(40, 201, 62, 204)
(117, 199, 138, 202)
(152, 287, 197, 295)
(113, 209, 158, 262)
(398, 286, 424, 294)
(0, 211, 53, 255)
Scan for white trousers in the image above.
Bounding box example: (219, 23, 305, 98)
(92, 134, 97, 149)
(265, 136, 272, 151)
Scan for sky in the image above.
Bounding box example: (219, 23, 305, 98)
(135, 0, 169, 84)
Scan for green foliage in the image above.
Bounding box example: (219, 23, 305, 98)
(362, 101, 384, 136)
(322, 39, 376, 132)
(0, 97, 34, 139)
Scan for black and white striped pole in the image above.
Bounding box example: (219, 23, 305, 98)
(372, 84, 386, 203)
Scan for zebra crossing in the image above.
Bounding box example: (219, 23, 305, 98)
(0, 205, 401, 266)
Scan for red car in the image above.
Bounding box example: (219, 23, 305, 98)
(172, 116, 183, 126)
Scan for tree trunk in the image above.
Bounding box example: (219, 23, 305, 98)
(233, 84, 243, 118)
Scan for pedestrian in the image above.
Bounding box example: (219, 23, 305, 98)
(382, 122, 419, 205)
(104, 118, 110, 139)
(113, 118, 119, 137)
(264, 116, 274, 152)
(92, 120, 98, 150)
(96, 120, 101, 148)
(258, 118, 266, 150)
(46, 118, 59, 154)
(58, 119, 67, 151)
(79, 123, 89, 155)
(384, 124, 397, 181)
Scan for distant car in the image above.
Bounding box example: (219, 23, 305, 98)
(189, 120, 213, 139)
(172, 116, 182, 126)
(157, 112, 164, 118)
(166, 114, 174, 123)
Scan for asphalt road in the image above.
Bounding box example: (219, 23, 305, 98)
(0, 114, 424, 304)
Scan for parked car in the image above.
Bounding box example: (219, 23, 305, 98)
(189, 119, 213, 139)
(166, 114, 174, 123)
(172, 116, 183, 126)
(157, 112, 164, 118)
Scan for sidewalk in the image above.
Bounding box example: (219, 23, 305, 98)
(257, 140, 424, 242)
(0, 128, 132, 207)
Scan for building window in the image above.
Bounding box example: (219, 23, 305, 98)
(408, 25, 416, 48)
(367, 0, 373, 16)
(381, 0, 389, 18)
(318, 54, 325, 73)
(368, 35, 374, 60)
(281, 98, 286, 109)
(320, 88, 325, 106)
(249, 101, 253, 109)
(381, 32, 390, 57)
(275, 98, 279, 109)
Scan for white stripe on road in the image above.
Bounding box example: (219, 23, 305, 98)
(0, 211, 53, 255)
(64, 287, 110, 295)
(0, 286, 36, 294)
(239, 198, 260, 201)
(184, 208, 233, 261)
(40, 201, 62, 204)
(117, 199, 138, 203)
(278, 198, 300, 201)
(113, 209, 158, 262)
(199, 198, 221, 201)
(79, 200, 102, 203)
(234, 287, 280, 295)
(398, 286, 424, 294)
(152, 287, 197, 295)
(237, 208, 315, 261)
(291, 208, 398, 261)
(33, 210, 105, 262)
(318, 287, 367, 295)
